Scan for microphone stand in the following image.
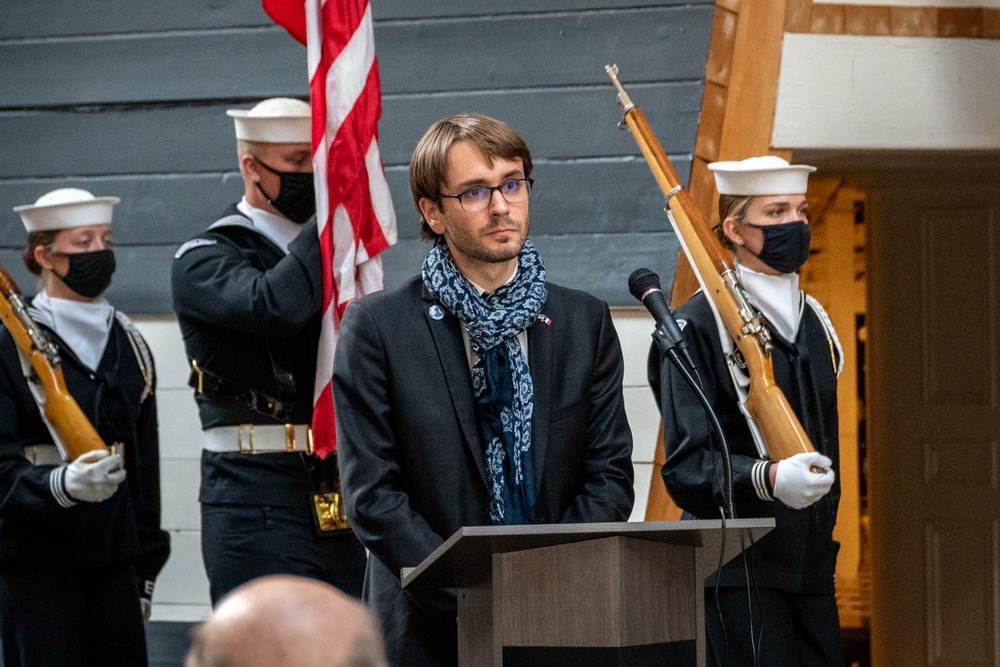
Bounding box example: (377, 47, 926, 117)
(651, 323, 736, 520)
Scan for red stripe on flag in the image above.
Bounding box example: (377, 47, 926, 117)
(263, 0, 307, 45)
(319, 0, 367, 53)
(295, 0, 395, 458)
(318, 204, 337, 314)
(266, 0, 395, 458)
(310, 361, 338, 454)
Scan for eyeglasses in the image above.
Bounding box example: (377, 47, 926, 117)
(438, 178, 533, 212)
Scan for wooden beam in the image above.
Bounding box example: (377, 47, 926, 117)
(656, 0, 791, 523)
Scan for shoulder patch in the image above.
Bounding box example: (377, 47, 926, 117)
(676, 318, 688, 331)
(174, 238, 217, 259)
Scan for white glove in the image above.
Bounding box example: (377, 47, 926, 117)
(63, 449, 126, 503)
(773, 452, 834, 510)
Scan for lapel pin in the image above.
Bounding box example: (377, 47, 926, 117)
(428, 305, 445, 320)
(537, 313, 551, 326)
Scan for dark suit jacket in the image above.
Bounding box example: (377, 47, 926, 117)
(333, 274, 634, 667)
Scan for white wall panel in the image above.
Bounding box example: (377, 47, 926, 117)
(613, 309, 657, 387)
(159, 459, 201, 532)
(149, 530, 211, 623)
(156, 389, 206, 461)
(625, 386, 661, 463)
(631, 463, 654, 522)
(773, 33, 1000, 150)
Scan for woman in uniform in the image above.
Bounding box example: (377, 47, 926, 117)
(651, 156, 844, 666)
(0, 188, 170, 666)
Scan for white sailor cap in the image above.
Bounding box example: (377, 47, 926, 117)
(226, 97, 312, 144)
(708, 156, 816, 196)
(13, 188, 119, 233)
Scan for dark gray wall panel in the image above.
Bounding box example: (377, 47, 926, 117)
(365, 8, 712, 94)
(0, 106, 242, 178)
(374, 1, 713, 20)
(3, 1, 713, 38)
(0, 245, 177, 315)
(380, 233, 680, 308)
(533, 232, 681, 307)
(2, 230, 679, 316)
(0, 82, 697, 178)
(379, 82, 702, 164)
(1, 4, 712, 314)
(0, 252, 34, 298)
(0, 175, 243, 247)
(1, 8, 708, 107)
(1, 28, 307, 107)
(3, 1, 270, 38)
(386, 156, 691, 240)
(0, 156, 685, 249)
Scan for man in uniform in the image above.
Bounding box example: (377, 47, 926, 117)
(171, 97, 366, 604)
(333, 113, 635, 666)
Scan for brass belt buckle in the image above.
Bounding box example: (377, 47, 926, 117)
(312, 487, 351, 532)
(238, 424, 254, 454)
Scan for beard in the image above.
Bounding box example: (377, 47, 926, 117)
(442, 213, 530, 265)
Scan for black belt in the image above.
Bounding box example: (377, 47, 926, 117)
(189, 359, 300, 423)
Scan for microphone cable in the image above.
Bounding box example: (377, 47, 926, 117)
(664, 345, 735, 520)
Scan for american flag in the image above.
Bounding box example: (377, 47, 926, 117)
(264, 0, 397, 458)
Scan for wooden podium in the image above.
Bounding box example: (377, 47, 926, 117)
(401, 519, 773, 666)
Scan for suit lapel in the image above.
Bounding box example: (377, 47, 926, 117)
(528, 311, 553, 497)
(422, 287, 489, 488)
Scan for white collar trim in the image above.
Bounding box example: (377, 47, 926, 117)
(30, 290, 114, 371)
(236, 197, 303, 254)
(736, 262, 803, 342)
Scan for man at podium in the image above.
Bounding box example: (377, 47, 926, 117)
(332, 113, 635, 667)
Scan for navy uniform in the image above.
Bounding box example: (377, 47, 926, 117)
(171, 98, 365, 604)
(0, 189, 170, 666)
(650, 157, 845, 666)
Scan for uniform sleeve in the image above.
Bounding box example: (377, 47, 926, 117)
(651, 302, 772, 519)
(332, 301, 457, 620)
(170, 220, 322, 337)
(557, 303, 635, 523)
(0, 333, 69, 518)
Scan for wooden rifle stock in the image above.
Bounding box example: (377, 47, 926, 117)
(606, 65, 814, 462)
(0, 264, 109, 461)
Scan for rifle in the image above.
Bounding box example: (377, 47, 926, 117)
(605, 64, 816, 463)
(0, 263, 110, 461)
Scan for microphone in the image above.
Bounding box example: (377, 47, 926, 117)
(628, 268, 685, 353)
(629, 268, 732, 517)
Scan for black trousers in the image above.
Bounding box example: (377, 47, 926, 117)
(201, 501, 367, 604)
(706, 586, 845, 667)
(0, 561, 146, 667)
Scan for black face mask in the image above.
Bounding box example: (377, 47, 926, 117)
(255, 159, 316, 224)
(744, 220, 811, 274)
(54, 249, 116, 298)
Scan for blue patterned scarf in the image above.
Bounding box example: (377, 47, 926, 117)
(422, 238, 548, 524)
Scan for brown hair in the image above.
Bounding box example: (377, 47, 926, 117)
(713, 194, 755, 252)
(409, 113, 533, 242)
(22, 230, 59, 275)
